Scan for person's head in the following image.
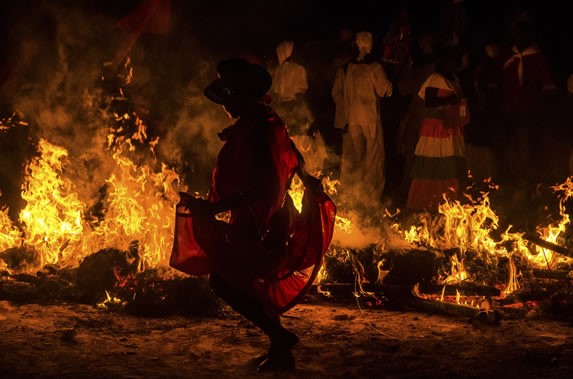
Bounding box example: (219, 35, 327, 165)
(485, 43, 499, 59)
(436, 46, 462, 75)
(339, 26, 353, 43)
(355, 31, 373, 57)
(204, 58, 272, 118)
(276, 40, 294, 65)
(417, 32, 435, 55)
(511, 21, 534, 51)
(567, 74, 573, 95)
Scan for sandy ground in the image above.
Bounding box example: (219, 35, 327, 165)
(0, 299, 571, 379)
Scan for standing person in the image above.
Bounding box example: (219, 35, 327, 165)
(438, 0, 467, 47)
(499, 20, 556, 189)
(270, 40, 326, 173)
(333, 26, 355, 70)
(379, 9, 413, 201)
(382, 8, 412, 81)
(170, 58, 335, 371)
(407, 47, 469, 211)
(466, 41, 502, 180)
(269, 40, 311, 137)
(332, 31, 392, 205)
(397, 32, 436, 203)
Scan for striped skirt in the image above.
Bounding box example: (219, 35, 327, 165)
(407, 107, 466, 211)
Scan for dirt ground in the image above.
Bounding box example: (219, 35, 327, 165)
(0, 300, 571, 379)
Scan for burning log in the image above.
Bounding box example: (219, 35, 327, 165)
(0, 269, 78, 304)
(0, 247, 41, 272)
(418, 282, 501, 297)
(76, 248, 139, 303)
(382, 249, 444, 286)
(313, 281, 500, 298)
(125, 273, 222, 317)
(523, 234, 573, 259)
(399, 294, 500, 322)
(532, 269, 573, 280)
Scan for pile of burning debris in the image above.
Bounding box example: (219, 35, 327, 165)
(315, 180, 573, 324)
(1, 166, 572, 323)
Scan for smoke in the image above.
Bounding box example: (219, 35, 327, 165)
(155, 62, 229, 193)
(1, 1, 401, 255)
(0, 2, 234, 211)
(2, 4, 118, 210)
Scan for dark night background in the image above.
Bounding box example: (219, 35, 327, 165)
(2, 0, 573, 82)
(1, 0, 573, 203)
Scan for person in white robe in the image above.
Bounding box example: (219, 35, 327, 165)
(271, 40, 326, 174)
(332, 31, 392, 203)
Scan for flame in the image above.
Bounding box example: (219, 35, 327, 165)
(288, 174, 352, 235)
(83, 140, 180, 270)
(19, 139, 87, 267)
(83, 118, 181, 270)
(399, 192, 501, 284)
(96, 290, 126, 309)
(0, 206, 22, 252)
(288, 175, 305, 213)
(504, 254, 520, 295)
(394, 177, 573, 296)
(525, 177, 573, 268)
(1, 115, 182, 271)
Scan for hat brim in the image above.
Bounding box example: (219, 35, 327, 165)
(204, 78, 229, 105)
(204, 59, 272, 105)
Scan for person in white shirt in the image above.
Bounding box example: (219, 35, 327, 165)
(332, 31, 392, 204)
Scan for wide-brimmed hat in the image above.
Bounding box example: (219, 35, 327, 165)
(204, 58, 272, 105)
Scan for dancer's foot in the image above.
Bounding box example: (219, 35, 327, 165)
(248, 353, 268, 368)
(269, 329, 299, 355)
(256, 350, 295, 372)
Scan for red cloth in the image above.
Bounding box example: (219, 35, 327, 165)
(114, 0, 171, 64)
(117, 0, 171, 35)
(170, 103, 336, 316)
(500, 50, 553, 114)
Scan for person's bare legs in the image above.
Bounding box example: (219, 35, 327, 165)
(209, 272, 298, 370)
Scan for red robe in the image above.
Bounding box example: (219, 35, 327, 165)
(170, 103, 336, 316)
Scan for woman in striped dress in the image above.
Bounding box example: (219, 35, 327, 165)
(407, 48, 468, 211)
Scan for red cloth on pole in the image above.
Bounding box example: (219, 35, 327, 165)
(114, 0, 171, 64)
(170, 103, 336, 316)
(118, 0, 171, 35)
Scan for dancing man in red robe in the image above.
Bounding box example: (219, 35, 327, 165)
(170, 58, 336, 371)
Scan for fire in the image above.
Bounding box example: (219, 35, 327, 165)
(288, 174, 352, 235)
(0, 114, 182, 272)
(20, 139, 87, 267)
(96, 290, 126, 309)
(83, 136, 181, 270)
(395, 188, 520, 292)
(0, 206, 21, 252)
(525, 177, 573, 268)
(288, 175, 305, 213)
(395, 177, 573, 297)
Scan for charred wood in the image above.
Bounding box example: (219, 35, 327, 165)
(532, 269, 572, 280)
(418, 282, 501, 297)
(313, 281, 500, 297)
(524, 234, 573, 259)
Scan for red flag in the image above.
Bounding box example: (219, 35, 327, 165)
(114, 0, 171, 64)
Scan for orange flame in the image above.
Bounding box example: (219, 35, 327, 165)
(20, 139, 87, 267)
(1, 115, 182, 271)
(0, 206, 22, 252)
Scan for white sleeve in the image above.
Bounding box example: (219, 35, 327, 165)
(372, 63, 392, 97)
(332, 68, 345, 104)
(418, 73, 447, 100)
